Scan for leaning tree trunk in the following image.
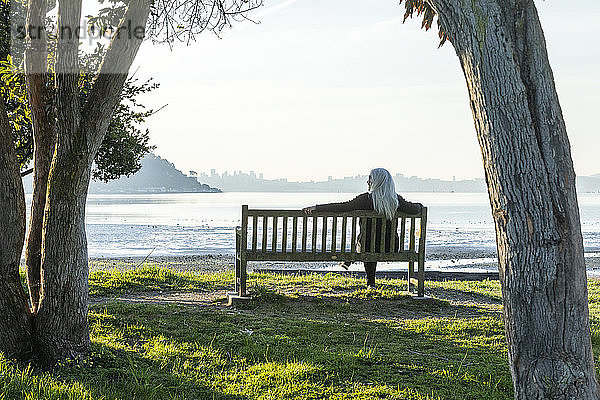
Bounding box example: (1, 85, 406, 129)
(24, 110, 54, 314)
(24, 0, 55, 313)
(430, 0, 599, 398)
(0, 97, 32, 358)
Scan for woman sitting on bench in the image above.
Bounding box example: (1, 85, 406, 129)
(303, 168, 423, 288)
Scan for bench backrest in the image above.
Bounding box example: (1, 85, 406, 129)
(238, 205, 427, 263)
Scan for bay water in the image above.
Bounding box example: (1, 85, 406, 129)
(70, 192, 600, 261)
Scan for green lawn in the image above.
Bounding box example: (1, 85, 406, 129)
(3, 265, 600, 399)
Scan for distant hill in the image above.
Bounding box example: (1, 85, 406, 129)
(88, 154, 221, 194)
(23, 154, 221, 194)
(196, 170, 600, 193)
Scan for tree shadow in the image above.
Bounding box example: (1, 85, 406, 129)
(72, 299, 513, 399)
(426, 286, 503, 306)
(48, 343, 250, 400)
(238, 284, 501, 321)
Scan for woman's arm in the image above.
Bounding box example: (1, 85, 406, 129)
(397, 195, 423, 215)
(303, 193, 370, 214)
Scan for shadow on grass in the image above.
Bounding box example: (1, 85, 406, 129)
(73, 299, 514, 400)
(238, 284, 500, 322)
(426, 286, 503, 306)
(54, 344, 250, 400)
(0, 344, 248, 400)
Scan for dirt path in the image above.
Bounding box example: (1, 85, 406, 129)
(90, 290, 231, 308)
(89, 285, 503, 322)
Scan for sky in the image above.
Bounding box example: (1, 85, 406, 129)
(133, 0, 600, 182)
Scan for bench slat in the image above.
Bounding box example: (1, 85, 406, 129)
(409, 217, 416, 252)
(380, 217, 386, 253)
(331, 216, 338, 252)
(360, 218, 367, 253)
(340, 216, 347, 252)
(340, 217, 348, 253)
(302, 216, 308, 252)
(244, 251, 419, 262)
(272, 216, 278, 252)
(400, 218, 406, 251)
(292, 216, 298, 253)
(321, 217, 328, 253)
(351, 217, 357, 253)
(312, 217, 318, 252)
(282, 216, 288, 253)
(246, 209, 420, 218)
(390, 217, 397, 252)
(369, 217, 377, 253)
(262, 216, 268, 251)
(251, 216, 258, 251)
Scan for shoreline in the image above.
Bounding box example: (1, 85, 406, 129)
(88, 246, 600, 275)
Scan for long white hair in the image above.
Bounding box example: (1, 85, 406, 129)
(369, 168, 398, 220)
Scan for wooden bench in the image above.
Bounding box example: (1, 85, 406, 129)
(229, 205, 428, 303)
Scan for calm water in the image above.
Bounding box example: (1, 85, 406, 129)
(44, 192, 600, 258)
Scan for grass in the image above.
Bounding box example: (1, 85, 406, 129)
(5, 266, 600, 399)
(88, 265, 233, 297)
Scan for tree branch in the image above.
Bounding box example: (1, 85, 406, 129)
(25, 0, 54, 141)
(81, 0, 151, 159)
(25, 0, 49, 75)
(54, 0, 84, 144)
(146, 0, 263, 45)
(399, 0, 450, 47)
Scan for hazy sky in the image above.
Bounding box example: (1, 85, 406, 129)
(134, 0, 599, 181)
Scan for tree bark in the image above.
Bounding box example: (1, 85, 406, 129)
(0, 96, 31, 358)
(428, 0, 600, 398)
(33, 0, 87, 365)
(33, 0, 151, 365)
(24, 0, 55, 313)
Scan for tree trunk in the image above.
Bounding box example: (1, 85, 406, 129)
(33, 0, 150, 365)
(430, 0, 599, 398)
(23, 113, 54, 313)
(24, 0, 55, 313)
(32, 0, 89, 364)
(34, 147, 92, 364)
(0, 97, 31, 358)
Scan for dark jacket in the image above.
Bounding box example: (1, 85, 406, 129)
(313, 193, 423, 252)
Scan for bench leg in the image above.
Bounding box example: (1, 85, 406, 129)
(417, 257, 425, 297)
(235, 255, 241, 295)
(229, 256, 251, 305)
(240, 259, 247, 297)
(408, 261, 415, 293)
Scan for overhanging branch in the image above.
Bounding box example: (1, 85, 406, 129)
(399, 0, 450, 47)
